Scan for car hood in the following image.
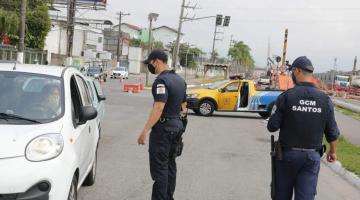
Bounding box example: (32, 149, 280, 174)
(0, 120, 63, 159)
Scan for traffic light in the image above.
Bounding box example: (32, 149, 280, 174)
(223, 16, 231, 27)
(216, 14, 223, 26)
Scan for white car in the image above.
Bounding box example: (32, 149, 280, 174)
(0, 63, 100, 200)
(110, 67, 128, 79)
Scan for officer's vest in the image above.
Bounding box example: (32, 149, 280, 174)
(279, 86, 330, 149)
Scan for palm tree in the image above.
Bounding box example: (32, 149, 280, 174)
(228, 41, 255, 72)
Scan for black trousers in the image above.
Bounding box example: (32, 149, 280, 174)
(149, 119, 183, 200)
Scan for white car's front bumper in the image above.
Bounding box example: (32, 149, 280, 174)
(0, 153, 75, 200)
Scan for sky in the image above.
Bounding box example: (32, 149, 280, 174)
(78, 0, 360, 72)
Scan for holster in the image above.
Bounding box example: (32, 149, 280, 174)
(318, 145, 327, 158)
(171, 136, 184, 159)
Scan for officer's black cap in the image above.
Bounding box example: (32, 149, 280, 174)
(142, 49, 168, 64)
(288, 56, 314, 73)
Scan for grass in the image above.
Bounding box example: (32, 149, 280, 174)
(324, 136, 360, 176)
(335, 106, 360, 121)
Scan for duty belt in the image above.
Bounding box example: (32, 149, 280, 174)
(282, 147, 317, 152)
(159, 116, 181, 123)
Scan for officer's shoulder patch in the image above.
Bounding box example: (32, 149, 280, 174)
(156, 84, 166, 94)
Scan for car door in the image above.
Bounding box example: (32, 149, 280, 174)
(72, 75, 95, 178)
(218, 81, 240, 111)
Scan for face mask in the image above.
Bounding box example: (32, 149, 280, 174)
(148, 63, 156, 74)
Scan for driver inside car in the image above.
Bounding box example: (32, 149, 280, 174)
(41, 84, 61, 117)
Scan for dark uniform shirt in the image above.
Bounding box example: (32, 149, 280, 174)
(151, 70, 187, 117)
(268, 82, 340, 149)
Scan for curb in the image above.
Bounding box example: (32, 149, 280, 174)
(332, 99, 360, 113)
(321, 155, 360, 190)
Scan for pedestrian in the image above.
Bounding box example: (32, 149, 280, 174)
(267, 56, 340, 200)
(137, 49, 187, 200)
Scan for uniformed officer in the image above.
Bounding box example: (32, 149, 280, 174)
(137, 49, 187, 200)
(267, 56, 340, 200)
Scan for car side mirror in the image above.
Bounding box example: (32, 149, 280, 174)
(219, 88, 226, 93)
(98, 95, 106, 101)
(78, 106, 98, 125)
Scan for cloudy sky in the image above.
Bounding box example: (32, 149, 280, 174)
(85, 0, 359, 72)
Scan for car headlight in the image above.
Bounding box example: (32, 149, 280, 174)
(25, 134, 64, 162)
(187, 94, 199, 98)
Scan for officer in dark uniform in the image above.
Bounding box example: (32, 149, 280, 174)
(267, 56, 340, 200)
(138, 50, 187, 200)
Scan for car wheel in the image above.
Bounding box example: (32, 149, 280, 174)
(198, 100, 215, 116)
(83, 150, 97, 186)
(68, 175, 78, 200)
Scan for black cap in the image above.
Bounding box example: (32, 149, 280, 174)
(288, 56, 314, 72)
(142, 49, 168, 64)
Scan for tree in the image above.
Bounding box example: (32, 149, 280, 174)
(130, 38, 164, 51)
(0, 0, 51, 49)
(0, 10, 19, 43)
(166, 41, 204, 67)
(228, 41, 255, 71)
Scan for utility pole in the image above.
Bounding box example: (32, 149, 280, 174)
(145, 13, 159, 86)
(17, 0, 26, 64)
(332, 57, 337, 91)
(281, 28, 288, 66)
(66, 0, 77, 65)
(116, 12, 130, 66)
(211, 15, 230, 63)
(172, 0, 186, 70)
(172, 0, 198, 70)
(353, 56, 357, 76)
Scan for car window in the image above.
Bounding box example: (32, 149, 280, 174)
(208, 80, 229, 89)
(93, 80, 104, 96)
(86, 80, 96, 103)
(0, 71, 64, 124)
(75, 75, 92, 106)
(70, 76, 82, 126)
(224, 82, 240, 92)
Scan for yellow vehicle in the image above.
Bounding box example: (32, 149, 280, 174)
(187, 79, 282, 117)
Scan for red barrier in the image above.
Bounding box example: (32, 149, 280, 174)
(123, 84, 141, 93)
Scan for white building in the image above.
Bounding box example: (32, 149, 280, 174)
(152, 26, 184, 47)
(112, 23, 142, 39)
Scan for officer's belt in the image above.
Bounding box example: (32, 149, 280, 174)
(159, 116, 181, 123)
(282, 147, 317, 152)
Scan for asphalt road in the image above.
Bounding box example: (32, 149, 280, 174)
(78, 78, 360, 200)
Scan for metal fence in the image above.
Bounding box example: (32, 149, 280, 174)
(0, 46, 48, 64)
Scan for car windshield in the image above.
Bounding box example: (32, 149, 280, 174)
(208, 80, 229, 89)
(0, 71, 64, 124)
(336, 77, 349, 82)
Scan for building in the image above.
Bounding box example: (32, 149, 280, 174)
(112, 23, 142, 39)
(152, 26, 184, 47)
(103, 29, 130, 62)
(44, 9, 113, 65)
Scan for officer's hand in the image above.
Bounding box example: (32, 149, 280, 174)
(327, 152, 337, 162)
(137, 131, 148, 145)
